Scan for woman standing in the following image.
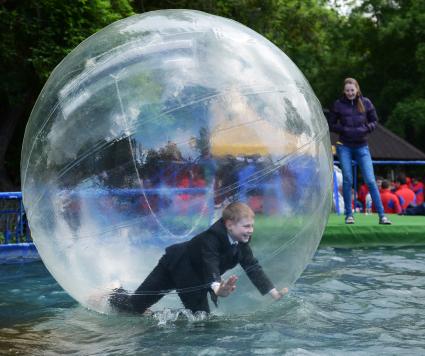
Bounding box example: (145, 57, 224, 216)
(329, 78, 391, 224)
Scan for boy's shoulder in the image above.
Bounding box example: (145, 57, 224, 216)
(206, 218, 227, 237)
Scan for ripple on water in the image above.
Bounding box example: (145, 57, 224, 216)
(2, 248, 425, 354)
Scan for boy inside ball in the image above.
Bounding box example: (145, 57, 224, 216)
(109, 202, 288, 314)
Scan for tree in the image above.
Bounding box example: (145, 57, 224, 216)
(387, 99, 425, 152)
(2, 0, 424, 191)
(347, 0, 425, 121)
(0, 0, 133, 190)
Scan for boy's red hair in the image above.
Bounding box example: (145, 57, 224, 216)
(222, 202, 254, 222)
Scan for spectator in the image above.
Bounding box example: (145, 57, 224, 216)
(390, 180, 397, 194)
(357, 182, 369, 212)
(333, 165, 345, 213)
(328, 77, 391, 225)
(376, 176, 383, 191)
(404, 202, 425, 216)
(353, 188, 363, 212)
(395, 174, 416, 211)
(379, 180, 402, 214)
(411, 177, 424, 206)
(365, 192, 372, 214)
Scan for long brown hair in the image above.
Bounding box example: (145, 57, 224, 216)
(343, 78, 365, 113)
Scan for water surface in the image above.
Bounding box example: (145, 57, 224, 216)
(1, 247, 425, 355)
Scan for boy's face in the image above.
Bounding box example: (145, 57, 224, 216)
(226, 217, 254, 243)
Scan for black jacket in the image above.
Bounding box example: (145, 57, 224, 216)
(328, 96, 378, 147)
(165, 218, 274, 295)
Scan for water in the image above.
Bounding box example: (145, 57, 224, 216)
(1, 247, 425, 355)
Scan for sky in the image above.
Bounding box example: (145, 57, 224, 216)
(328, 0, 363, 16)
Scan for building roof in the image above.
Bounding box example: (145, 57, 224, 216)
(329, 124, 425, 160)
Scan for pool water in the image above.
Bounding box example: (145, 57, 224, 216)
(1, 247, 425, 355)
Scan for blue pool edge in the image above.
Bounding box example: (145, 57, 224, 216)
(0, 243, 41, 264)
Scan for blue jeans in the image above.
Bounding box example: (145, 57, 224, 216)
(336, 144, 384, 218)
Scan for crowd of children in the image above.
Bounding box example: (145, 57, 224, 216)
(357, 173, 424, 215)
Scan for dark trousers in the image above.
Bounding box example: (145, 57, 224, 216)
(109, 253, 210, 314)
(405, 203, 425, 216)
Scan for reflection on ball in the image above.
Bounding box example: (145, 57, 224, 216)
(21, 10, 332, 314)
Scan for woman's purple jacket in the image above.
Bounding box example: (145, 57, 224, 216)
(328, 96, 378, 147)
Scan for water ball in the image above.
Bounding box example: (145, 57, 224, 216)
(21, 9, 332, 314)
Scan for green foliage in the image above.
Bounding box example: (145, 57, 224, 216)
(1, 0, 425, 189)
(387, 99, 425, 152)
(0, 0, 134, 188)
(0, 0, 133, 89)
(348, 0, 425, 121)
(416, 43, 425, 77)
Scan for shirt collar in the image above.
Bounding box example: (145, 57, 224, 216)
(227, 233, 238, 245)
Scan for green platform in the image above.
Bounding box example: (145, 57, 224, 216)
(321, 213, 425, 248)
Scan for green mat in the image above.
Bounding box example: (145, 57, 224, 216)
(321, 213, 425, 247)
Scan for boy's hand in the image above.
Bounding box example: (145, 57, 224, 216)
(213, 275, 238, 297)
(270, 287, 289, 300)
